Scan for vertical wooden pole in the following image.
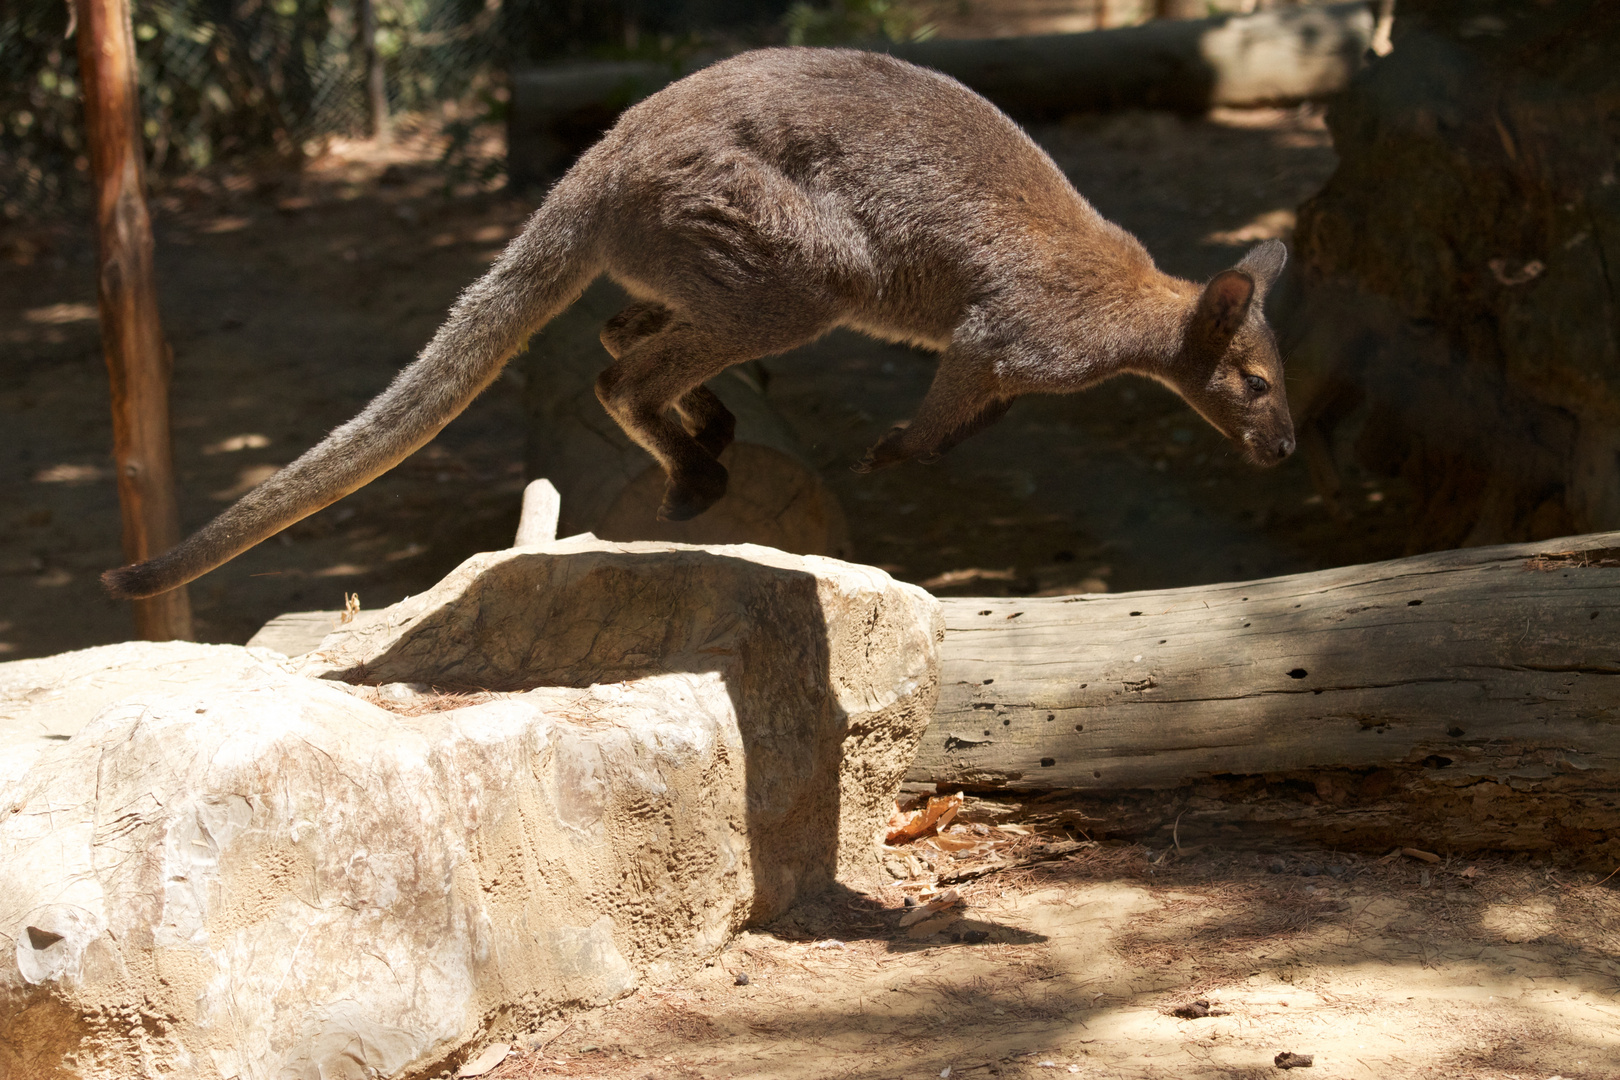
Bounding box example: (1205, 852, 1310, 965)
(74, 0, 194, 641)
(359, 0, 390, 143)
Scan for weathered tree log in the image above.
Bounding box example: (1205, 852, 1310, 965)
(911, 532, 1620, 860)
(521, 281, 851, 557)
(507, 3, 1373, 188)
(891, 0, 1373, 119)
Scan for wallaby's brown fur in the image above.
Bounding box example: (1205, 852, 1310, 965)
(103, 47, 1293, 601)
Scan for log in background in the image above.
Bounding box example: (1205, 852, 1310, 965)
(913, 532, 1620, 862)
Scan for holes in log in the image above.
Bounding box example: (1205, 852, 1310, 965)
(1447, 726, 1465, 738)
(1002, 718, 1011, 726)
(1288, 668, 1308, 679)
(1074, 724, 1084, 732)
(978, 610, 992, 616)
(1046, 713, 1055, 721)
(1421, 755, 1454, 769)
(1041, 758, 1055, 767)
(1408, 599, 1423, 607)
(1130, 611, 1143, 617)
(1092, 770, 1102, 778)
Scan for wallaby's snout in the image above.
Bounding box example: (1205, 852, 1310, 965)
(1244, 423, 1295, 467)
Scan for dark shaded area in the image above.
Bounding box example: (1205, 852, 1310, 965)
(1282, 0, 1620, 551)
(505, 0, 792, 64)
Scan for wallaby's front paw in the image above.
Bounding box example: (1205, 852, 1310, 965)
(657, 460, 729, 521)
(854, 421, 912, 473)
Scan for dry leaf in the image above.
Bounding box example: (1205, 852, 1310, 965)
(1460, 865, 1479, 878)
(931, 832, 983, 852)
(886, 793, 964, 844)
(898, 888, 962, 927)
(1400, 847, 1441, 864)
(457, 1042, 511, 1078)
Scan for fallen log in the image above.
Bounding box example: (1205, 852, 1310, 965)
(911, 532, 1620, 861)
(250, 529, 1620, 860)
(892, 0, 1375, 118)
(507, 2, 1374, 188)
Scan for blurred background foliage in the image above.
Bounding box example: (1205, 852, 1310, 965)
(1, 0, 1245, 220)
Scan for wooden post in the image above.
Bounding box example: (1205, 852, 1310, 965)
(75, 0, 194, 641)
(358, 0, 390, 143)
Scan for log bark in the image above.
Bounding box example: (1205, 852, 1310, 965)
(506, 3, 1373, 188)
(910, 531, 1620, 861)
(74, 0, 193, 641)
(521, 282, 851, 557)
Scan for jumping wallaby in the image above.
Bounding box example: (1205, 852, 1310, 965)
(103, 47, 1293, 600)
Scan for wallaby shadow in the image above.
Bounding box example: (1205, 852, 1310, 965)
(767, 879, 1047, 954)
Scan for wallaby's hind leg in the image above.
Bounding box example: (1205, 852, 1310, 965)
(600, 301, 673, 359)
(603, 302, 737, 461)
(674, 384, 736, 459)
(855, 355, 1010, 472)
(595, 324, 745, 521)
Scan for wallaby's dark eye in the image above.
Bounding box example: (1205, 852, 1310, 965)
(1245, 374, 1269, 395)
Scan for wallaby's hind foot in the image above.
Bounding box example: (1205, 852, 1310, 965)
(676, 385, 736, 459)
(658, 457, 729, 520)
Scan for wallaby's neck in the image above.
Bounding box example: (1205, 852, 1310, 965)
(1048, 257, 1198, 385)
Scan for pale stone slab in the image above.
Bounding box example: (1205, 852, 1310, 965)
(0, 541, 940, 1080)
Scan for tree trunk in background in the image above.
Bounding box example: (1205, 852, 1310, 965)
(358, 0, 389, 143)
(1154, 0, 1208, 19)
(1280, 0, 1620, 551)
(74, 0, 193, 641)
(521, 282, 851, 557)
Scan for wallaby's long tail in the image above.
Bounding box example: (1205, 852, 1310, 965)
(102, 176, 603, 600)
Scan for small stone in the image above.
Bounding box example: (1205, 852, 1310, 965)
(734, 972, 750, 986)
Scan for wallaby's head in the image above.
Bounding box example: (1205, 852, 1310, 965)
(1170, 239, 1294, 468)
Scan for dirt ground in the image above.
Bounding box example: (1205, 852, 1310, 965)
(465, 826, 1620, 1080)
(0, 103, 1415, 659)
(9, 99, 1604, 1080)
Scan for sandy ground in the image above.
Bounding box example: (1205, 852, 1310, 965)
(467, 831, 1620, 1080)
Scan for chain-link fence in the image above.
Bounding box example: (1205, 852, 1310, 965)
(1, 0, 522, 221)
(1, 0, 807, 221)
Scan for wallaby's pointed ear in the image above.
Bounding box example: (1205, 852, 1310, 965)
(1234, 239, 1287, 300)
(1194, 269, 1255, 342)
